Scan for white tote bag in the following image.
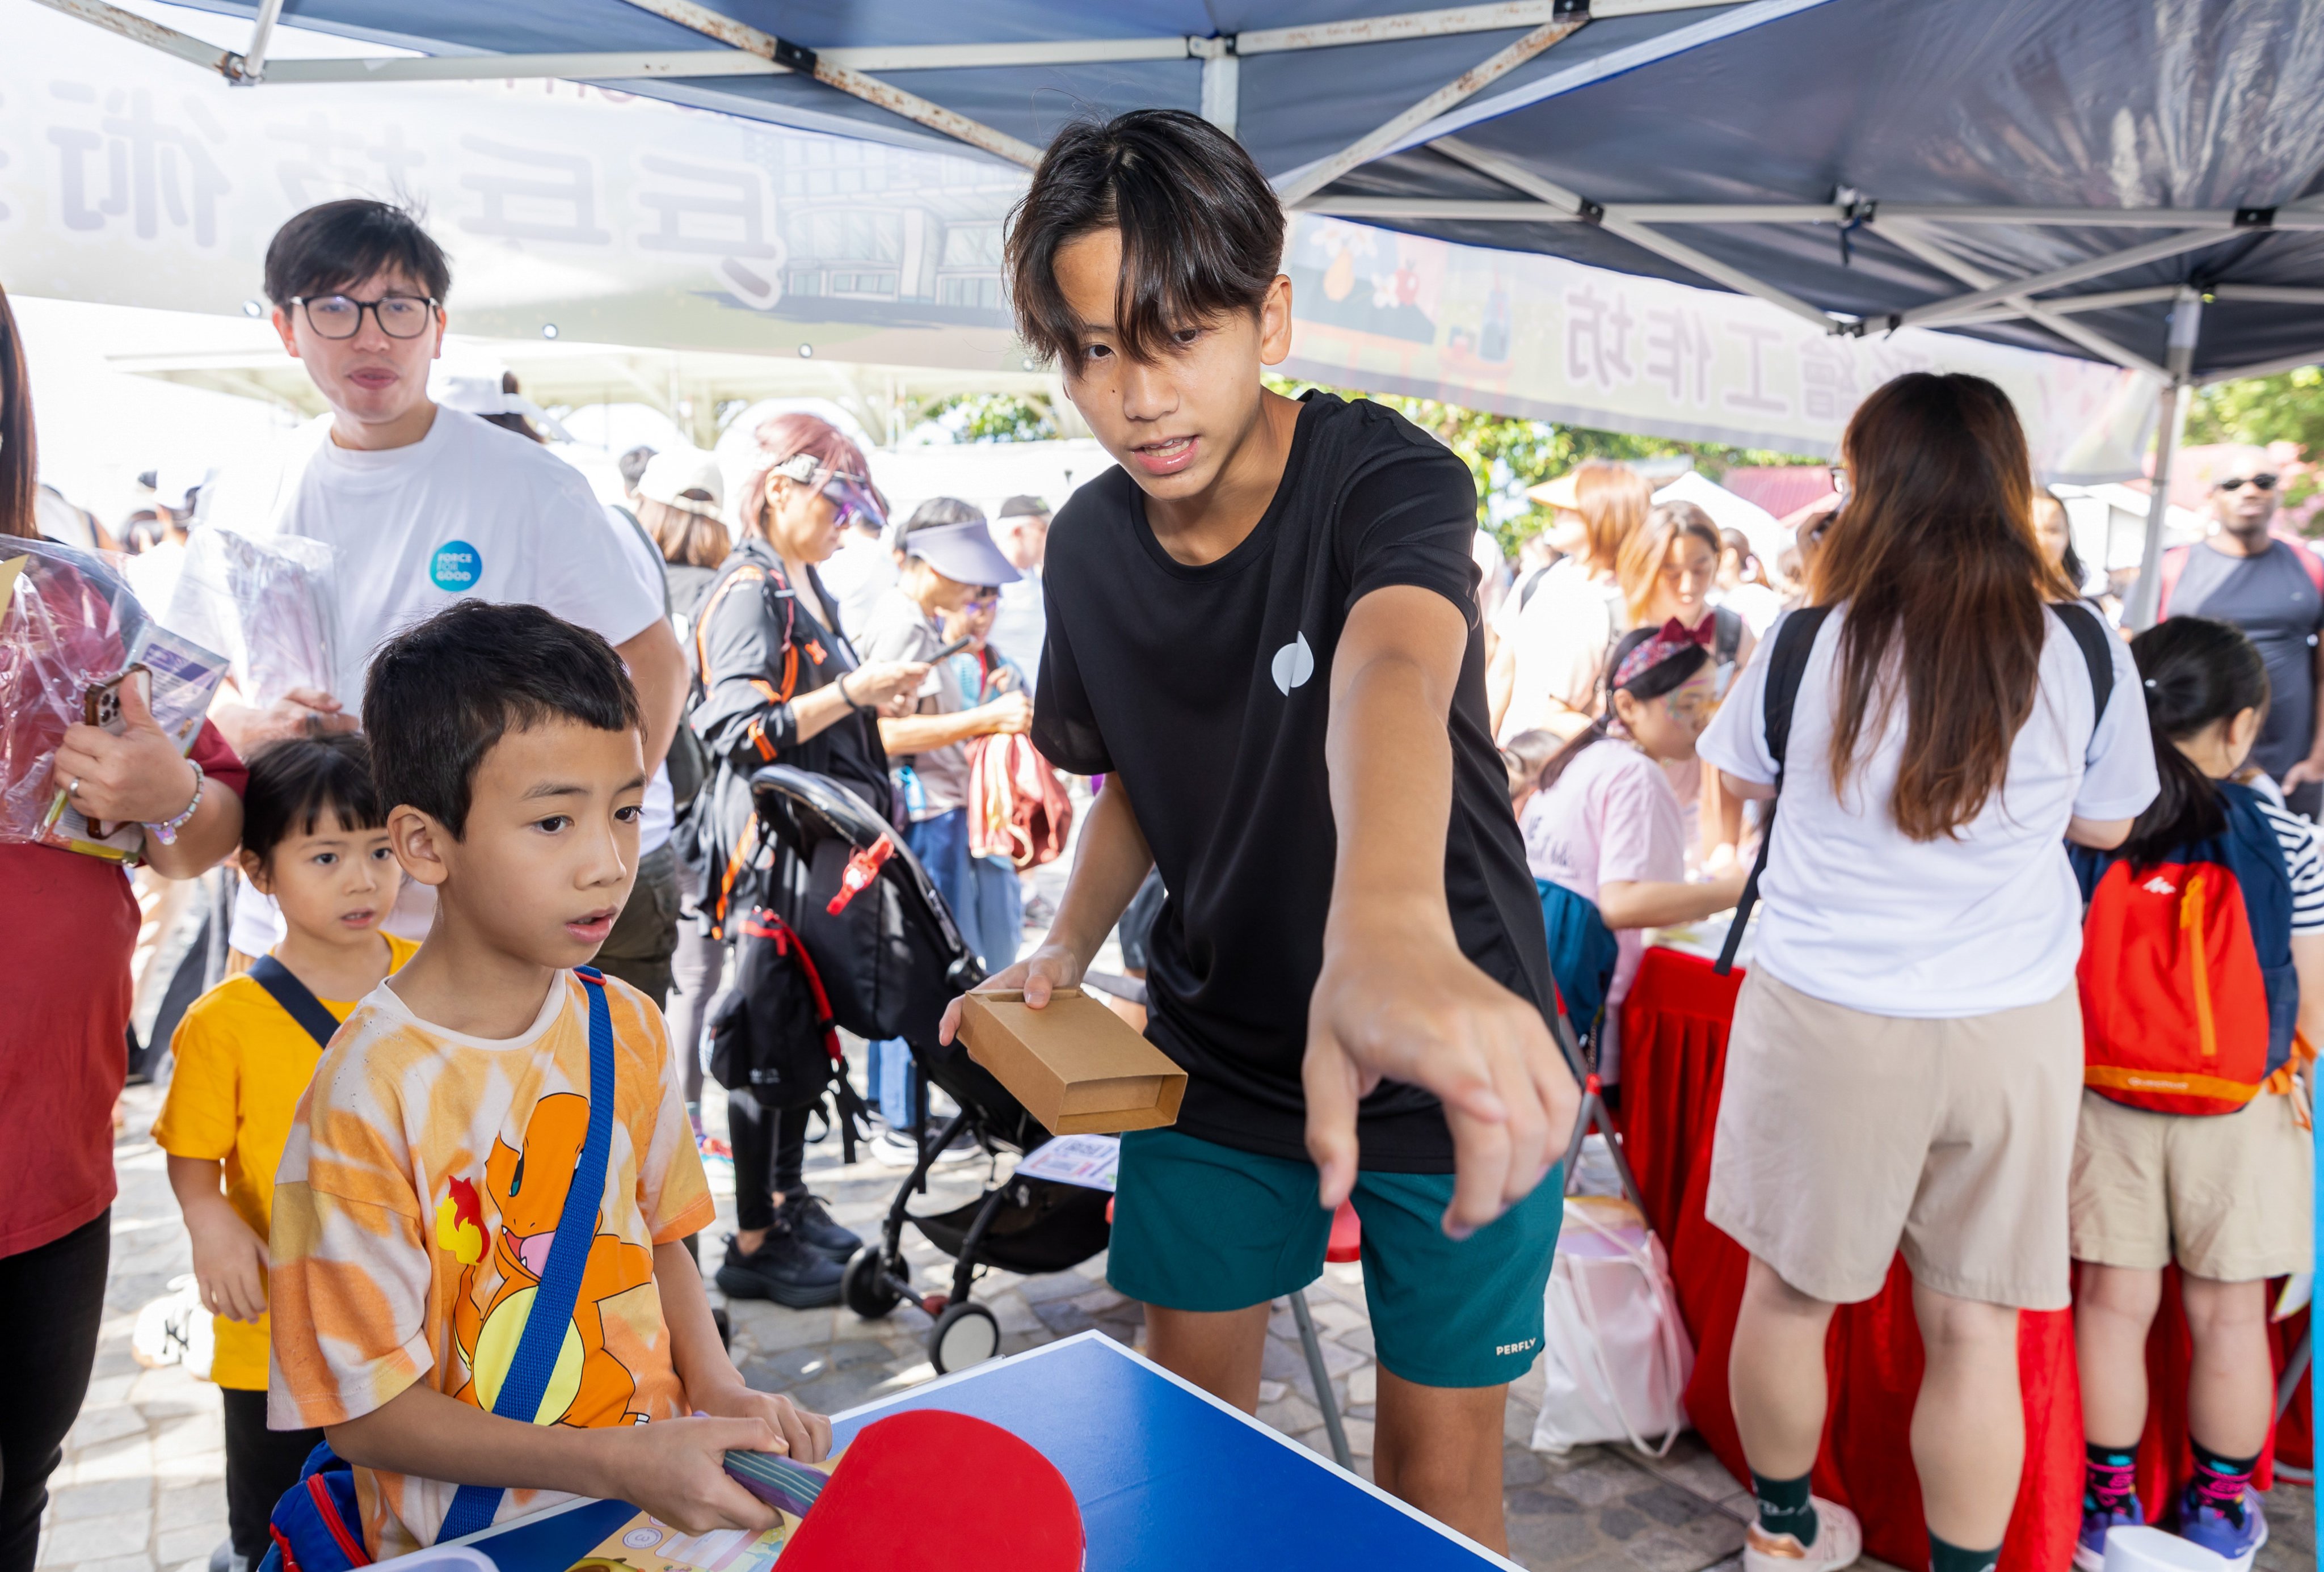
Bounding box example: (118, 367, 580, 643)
(1531, 1196, 1694, 1455)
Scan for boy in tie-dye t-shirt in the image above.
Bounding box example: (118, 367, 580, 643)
(268, 604, 828, 1559)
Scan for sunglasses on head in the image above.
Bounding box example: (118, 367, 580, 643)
(2217, 473, 2279, 492)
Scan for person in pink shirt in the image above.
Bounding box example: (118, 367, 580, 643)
(1519, 622, 1746, 1085)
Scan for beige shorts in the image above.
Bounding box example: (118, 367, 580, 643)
(1705, 970, 2082, 1310)
(2070, 1088, 2313, 1282)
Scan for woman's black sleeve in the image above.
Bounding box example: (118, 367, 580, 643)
(689, 567, 806, 768)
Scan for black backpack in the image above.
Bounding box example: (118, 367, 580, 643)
(708, 906, 843, 1109)
(756, 767, 977, 1046)
(1715, 601, 2115, 974)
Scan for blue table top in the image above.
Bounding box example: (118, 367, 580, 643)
(458, 1331, 1512, 1571)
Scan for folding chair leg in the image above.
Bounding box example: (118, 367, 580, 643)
(1560, 1072, 1648, 1217)
(1289, 1292, 1353, 1470)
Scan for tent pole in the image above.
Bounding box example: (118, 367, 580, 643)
(2126, 289, 2205, 631)
(610, 0, 1040, 168)
(1272, 14, 1587, 206)
(1873, 222, 2169, 380)
(24, 0, 237, 77)
(1897, 231, 2238, 328)
(1430, 135, 1840, 331)
(231, 0, 284, 82)
(1193, 36, 1240, 136)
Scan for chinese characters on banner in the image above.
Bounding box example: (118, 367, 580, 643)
(0, 0, 2155, 474)
(1282, 215, 2157, 480)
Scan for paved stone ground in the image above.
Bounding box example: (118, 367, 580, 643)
(53, 1081, 2313, 1572)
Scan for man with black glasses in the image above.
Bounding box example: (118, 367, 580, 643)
(210, 199, 688, 955)
(2158, 445, 2324, 814)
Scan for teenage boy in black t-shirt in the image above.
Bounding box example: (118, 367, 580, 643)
(937, 110, 1577, 1550)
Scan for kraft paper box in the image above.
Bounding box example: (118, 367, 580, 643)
(958, 987, 1186, 1135)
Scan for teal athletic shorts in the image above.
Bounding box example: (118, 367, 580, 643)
(1107, 1127, 1564, 1389)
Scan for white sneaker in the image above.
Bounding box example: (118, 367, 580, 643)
(870, 1127, 921, 1168)
(1743, 1497, 1862, 1572)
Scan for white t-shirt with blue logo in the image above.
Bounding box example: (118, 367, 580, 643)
(256, 407, 662, 709)
(220, 408, 666, 957)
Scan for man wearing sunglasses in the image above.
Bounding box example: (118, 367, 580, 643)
(206, 199, 689, 955)
(2157, 445, 2324, 814)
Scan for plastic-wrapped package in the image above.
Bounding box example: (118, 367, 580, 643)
(131, 526, 335, 711)
(0, 538, 228, 859)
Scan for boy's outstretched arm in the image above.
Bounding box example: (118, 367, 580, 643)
(1303, 585, 1580, 1240)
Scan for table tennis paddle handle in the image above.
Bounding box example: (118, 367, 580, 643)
(721, 1449, 825, 1520)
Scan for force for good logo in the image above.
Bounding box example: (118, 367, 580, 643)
(431, 539, 482, 592)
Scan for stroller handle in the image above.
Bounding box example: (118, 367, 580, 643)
(748, 764, 984, 989)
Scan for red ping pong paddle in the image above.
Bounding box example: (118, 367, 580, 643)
(777, 1409, 1084, 1572)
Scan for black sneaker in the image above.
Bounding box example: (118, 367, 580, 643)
(778, 1190, 863, 1262)
(715, 1224, 843, 1308)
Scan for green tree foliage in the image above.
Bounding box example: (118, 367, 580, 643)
(917, 381, 1825, 557)
(915, 393, 1060, 443)
(2187, 366, 2324, 454)
(2186, 368, 2324, 510)
(1266, 377, 1822, 554)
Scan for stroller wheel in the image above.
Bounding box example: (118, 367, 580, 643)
(841, 1245, 903, 1320)
(929, 1301, 1000, 1374)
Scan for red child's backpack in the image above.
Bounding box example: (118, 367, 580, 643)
(2073, 780, 2299, 1115)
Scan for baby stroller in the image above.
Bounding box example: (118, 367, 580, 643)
(748, 765, 1113, 1373)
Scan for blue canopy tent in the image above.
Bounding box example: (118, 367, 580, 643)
(41, 0, 2324, 620)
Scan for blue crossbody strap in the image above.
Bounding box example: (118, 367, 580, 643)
(439, 968, 617, 1543)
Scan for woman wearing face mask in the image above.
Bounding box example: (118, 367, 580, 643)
(687, 412, 928, 1310)
(1519, 623, 1748, 1089)
(1619, 500, 1759, 869)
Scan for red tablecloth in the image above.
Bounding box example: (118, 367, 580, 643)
(1617, 946, 2308, 1572)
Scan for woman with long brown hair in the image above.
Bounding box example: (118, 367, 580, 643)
(1696, 373, 2158, 1572)
(1488, 458, 1651, 740)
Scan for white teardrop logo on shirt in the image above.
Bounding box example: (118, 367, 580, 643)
(1271, 632, 1316, 695)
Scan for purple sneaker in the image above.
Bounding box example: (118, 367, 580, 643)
(2175, 1481, 2267, 1572)
(2074, 1494, 2143, 1571)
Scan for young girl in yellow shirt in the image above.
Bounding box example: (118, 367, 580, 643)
(154, 735, 410, 1572)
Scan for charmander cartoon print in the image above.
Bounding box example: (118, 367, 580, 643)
(441, 1091, 656, 1425)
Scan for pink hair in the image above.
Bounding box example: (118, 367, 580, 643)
(739, 412, 886, 540)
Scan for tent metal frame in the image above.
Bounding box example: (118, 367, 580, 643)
(35, 0, 2324, 601)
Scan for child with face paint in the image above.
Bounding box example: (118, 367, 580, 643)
(1519, 622, 1750, 1085)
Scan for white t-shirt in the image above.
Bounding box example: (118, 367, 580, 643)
(1520, 739, 1689, 1078)
(226, 410, 664, 953)
(252, 409, 662, 707)
(1493, 558, 1622, 742)
(1698, 605, 2159, 1016)
(603, 505, 675, 857)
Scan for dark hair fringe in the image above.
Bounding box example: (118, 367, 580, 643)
(363, 601, 642, 838)
(2120, 616, 2271, 866)
(242, 733, 384, 865)
(1006, 109, 1285, 366)
(1540, 635, 1711, 790)
(264, 198, 452, 307)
